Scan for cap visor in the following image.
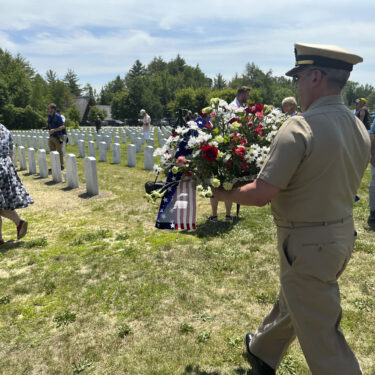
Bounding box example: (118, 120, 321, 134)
(285, 65, 305, 77)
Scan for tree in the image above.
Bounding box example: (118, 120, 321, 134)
(64, 69, 82, 96)
(213, 73, 227, 90)
(125, 60, 146, 86)
(147, 56, 167, 74)
(45, 69, 57, 85)
(68, 106, 81, 127)
(99, 75, 125, 105)
(82, 83, 96, 100)
(49, 80, 74, 110)
(30, 74, 49, 112)
(88, 106, 106, 124)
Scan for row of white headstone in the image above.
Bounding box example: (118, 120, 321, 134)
(11, 126, 173, 171)
(15, 146, 99, 196)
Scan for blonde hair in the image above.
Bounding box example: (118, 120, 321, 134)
(281, 97, 297, 110)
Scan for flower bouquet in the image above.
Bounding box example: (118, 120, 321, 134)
(153, 98, 287, 198)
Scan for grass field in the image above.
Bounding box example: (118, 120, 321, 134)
(0, 136, 374, 374)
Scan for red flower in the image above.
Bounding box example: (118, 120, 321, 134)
(255, 104, 264, 112)
(172, 132, 179, 137)
(240, 138, 248, 146)
(255, 111, 264, 119)
(225, 160, 233, 169)
(176, 156, 186, 167)
(232, 146, 245, 160)
(184, 170, 193, 177)
(229, 117, 239, 124)
(210, 112, 215, 118)
(240, 162, 249, 171)
(254, 124, 263, 136)
(205, 121, 213, 130)
(202, 145, 218, 162)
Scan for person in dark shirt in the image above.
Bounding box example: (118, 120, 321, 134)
(47, 103, 65, 169)
(355, 98, 370, 129)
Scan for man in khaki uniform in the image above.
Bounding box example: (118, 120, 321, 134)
(214, 43, 370, 374)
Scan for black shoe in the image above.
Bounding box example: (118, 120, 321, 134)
(244, 333, 276, 375)
(61, 166, 64, 171)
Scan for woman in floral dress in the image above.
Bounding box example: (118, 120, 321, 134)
(0, 123, 33, 246)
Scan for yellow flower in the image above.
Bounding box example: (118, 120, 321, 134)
(211, 178, 220, 188)
(223, 182, 233, 191)
(210, 97, 220, 106)
(231, 121, 241, 129)
(202, 106, 212, 114)
(214, 135, 224, 143)
(172, 166, 179, 174)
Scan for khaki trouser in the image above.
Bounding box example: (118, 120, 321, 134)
(249, 216, 362, 375)
(48, 136, 64, 168)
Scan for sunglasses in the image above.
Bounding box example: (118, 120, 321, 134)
(292, 68, 327, 84)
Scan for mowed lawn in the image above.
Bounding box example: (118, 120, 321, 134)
(0, 136, 374, 375)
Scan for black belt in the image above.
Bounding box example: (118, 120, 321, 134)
(274, 216, 352, 228)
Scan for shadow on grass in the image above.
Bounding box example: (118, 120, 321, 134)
(181, 216, 243, 238)
(366, 219, 375, 231)
(0, 240, 23, 253)
(78, 192, 97, 199)
(182, 364, 254, 375)
(44, 180, 61, 186)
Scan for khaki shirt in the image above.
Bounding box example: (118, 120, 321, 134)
(258, 95, 370, 222)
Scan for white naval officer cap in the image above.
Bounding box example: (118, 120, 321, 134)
(285, 43, 363, 77)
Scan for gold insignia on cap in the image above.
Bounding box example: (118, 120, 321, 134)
(296, 60, 314, 66)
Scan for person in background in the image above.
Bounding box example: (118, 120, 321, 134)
(139, 109, 151, 140)
(47, 103, 65, 170)
(368, 117, 375, 223)
(208, 86, 250, 222)
(281, 96, 299, 116)
(0, 123, 33, 246)
(56, 109, 65, 124)
(214, 43, 369, 374)
(230, 85, 250, 107)
(95, 115, 102, 133)
(355, 98, 370, 130)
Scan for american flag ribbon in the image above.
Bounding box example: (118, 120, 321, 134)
(155, 131, 196, 230)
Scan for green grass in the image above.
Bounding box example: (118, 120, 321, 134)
(0, 132, 374, 374)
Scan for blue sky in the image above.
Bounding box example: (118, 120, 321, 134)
(1, 0, 375, 93)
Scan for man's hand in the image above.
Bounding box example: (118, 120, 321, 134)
(212, 178, 279, 207)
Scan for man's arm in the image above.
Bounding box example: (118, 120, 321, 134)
(359, 109, 366, 123)
(213, 178, 280, 207)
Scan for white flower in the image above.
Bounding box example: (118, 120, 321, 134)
(256, 156, 266, 169)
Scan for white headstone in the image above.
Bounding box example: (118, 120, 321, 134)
(112, 143, 121, 164)
(135, 137, 143, 152)
(88, 141, 96, 157)
(66, 154, 79, 189)
(50, 151, 62, 182)
(105, 135, 111, 150)
(19, 146, 27, 170)
(37, 149, 48, 178)
(78, 139, 85, 158)
(27, 148, 37, 174)
(144, 146, 154, 170)
(127, 144, 136, 167)
(84, 156, 99, 195)
(12, 145, 17, 167)
(99, 141, 107, 162)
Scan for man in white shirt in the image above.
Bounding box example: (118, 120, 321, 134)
(230, 86, 250, 107)
(139, 109, 151, 140)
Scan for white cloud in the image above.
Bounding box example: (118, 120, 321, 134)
(1, 0, 375, 91)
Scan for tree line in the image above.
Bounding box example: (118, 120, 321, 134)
(0, 48, 374, 129)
